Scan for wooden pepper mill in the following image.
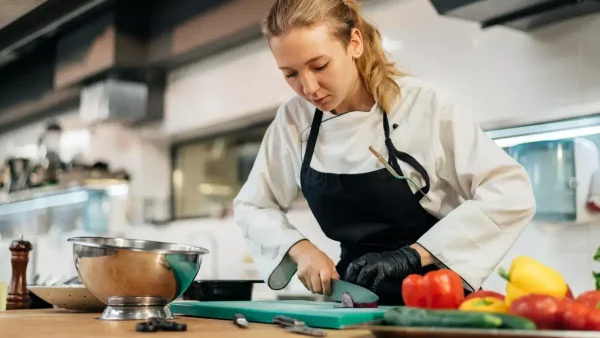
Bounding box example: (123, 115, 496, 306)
(7, 234, 32, 310)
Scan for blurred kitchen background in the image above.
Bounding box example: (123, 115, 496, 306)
(0, 0, 600, 300)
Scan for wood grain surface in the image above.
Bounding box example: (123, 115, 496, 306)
(0, 309, 375, 337)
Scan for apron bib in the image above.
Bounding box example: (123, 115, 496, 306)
(300, 108, 441, 305)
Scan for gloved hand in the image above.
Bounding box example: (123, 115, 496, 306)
(344, 246, 422, 291)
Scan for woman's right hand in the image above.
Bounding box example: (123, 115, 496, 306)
(289, 240, 340, 295)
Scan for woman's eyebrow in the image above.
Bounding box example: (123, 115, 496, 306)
(279, 55, 326, 70)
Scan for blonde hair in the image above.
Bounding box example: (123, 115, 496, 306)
(261, 0, 404, 113)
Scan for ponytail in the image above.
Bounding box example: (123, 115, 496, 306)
(344, 1, 403, 114)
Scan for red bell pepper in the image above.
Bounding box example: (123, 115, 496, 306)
(401, 274, 428, 308)
(566, 285, 574, 299)
(401, 269, 464, 309)
(508, 294, 563, 330)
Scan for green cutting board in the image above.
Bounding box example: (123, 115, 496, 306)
(169, 300, 391, 329)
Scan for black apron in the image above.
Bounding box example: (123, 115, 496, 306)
(299, 108, 441, 305)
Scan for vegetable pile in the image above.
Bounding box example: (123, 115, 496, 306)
(383, 247, 600, 331)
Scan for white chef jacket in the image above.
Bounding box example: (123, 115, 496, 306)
(233, 76, 536, 292)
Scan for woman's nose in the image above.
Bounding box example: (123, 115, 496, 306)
(301, 75, 319, 96)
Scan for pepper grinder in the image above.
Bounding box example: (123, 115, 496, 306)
(7, 235, 32, 310)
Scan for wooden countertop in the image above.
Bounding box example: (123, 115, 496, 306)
(0, 309, 375, 337)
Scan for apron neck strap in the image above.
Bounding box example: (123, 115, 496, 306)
(382, 112, 401, 170)
(302, 109, 324, 171)
(383, 111, 432, 199)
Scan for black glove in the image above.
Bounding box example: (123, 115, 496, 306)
(344, 246, 422, 291)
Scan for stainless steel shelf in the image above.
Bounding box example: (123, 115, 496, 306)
(0, 179, 129, 217)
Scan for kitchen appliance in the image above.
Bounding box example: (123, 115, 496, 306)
(428, 0, 600, 31)
(6, 158, 31, 193)
(67, 236, 208, 320)
(508, 138, 599, 223)
(169, 300, 390, 329)
(30, 119, 65, 187)
(79, 79, 151, 125)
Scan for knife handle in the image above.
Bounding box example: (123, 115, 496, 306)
(273, 315, 305, 327)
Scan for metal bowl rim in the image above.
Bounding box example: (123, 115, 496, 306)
(67, 236, 210, 254)
(28, 285, 88, 289)
(191, 280, 264, 284)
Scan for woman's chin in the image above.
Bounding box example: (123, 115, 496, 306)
(313, 97, 336, 111)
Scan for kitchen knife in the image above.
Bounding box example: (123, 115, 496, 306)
(330, 279, 379, 304)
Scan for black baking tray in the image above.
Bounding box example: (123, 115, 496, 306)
(181, 280, 264, 301)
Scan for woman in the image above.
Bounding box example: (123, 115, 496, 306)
(233, 0, 536, 305)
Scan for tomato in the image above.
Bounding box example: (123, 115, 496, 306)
(576, 290, 600, 309)
(561, 298, 589, 330)
(464, 290, 505, 302)
(586, 308, 600, 331)
(509, 294, 563, 330)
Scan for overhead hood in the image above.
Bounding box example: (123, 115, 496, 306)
(429, 0, 600, 31)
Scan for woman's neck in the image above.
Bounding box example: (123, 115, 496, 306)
(333, 78, 376, 114)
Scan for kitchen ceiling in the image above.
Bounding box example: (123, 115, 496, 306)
(0, 0, 46, 29)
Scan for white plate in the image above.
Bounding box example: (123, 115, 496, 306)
(29, 285, 106, 311)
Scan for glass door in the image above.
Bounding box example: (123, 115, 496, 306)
(508, 140, 577, 222)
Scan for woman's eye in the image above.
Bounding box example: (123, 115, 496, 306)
(285, 72, 297, 79)
(314, 63, 328, 71)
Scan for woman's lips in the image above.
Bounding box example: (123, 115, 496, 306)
(313, 96, 329, 105)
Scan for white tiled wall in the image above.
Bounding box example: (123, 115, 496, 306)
(484, 221, 600, 295)
(1, 0, 600, 298)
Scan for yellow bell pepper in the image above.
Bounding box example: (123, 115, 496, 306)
(459, 297, 507, 313)
(499, 256, 568, 306)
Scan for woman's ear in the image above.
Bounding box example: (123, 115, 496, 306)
(348, 27, 363, 59)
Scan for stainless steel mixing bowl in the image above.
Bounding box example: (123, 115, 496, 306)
(67, 236, 209, 320)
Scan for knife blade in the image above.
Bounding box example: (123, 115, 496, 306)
(330, 279, 379, 304)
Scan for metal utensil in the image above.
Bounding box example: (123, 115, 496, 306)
(233, 313, 249, 328)
(286, 325, 327, 337)
(67, 236, 209, 321)
(273, 315, 326, 337)
(273, 315, 305, 327)
(368, 146, 431, 202)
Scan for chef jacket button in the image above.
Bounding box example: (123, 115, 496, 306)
(393, 123, 399, 129)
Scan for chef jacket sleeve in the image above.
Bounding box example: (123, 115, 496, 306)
(233, 107, 306, 290)
(417, 97, 536, 291)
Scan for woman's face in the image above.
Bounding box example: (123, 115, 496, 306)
(269, 23, 363, 112)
